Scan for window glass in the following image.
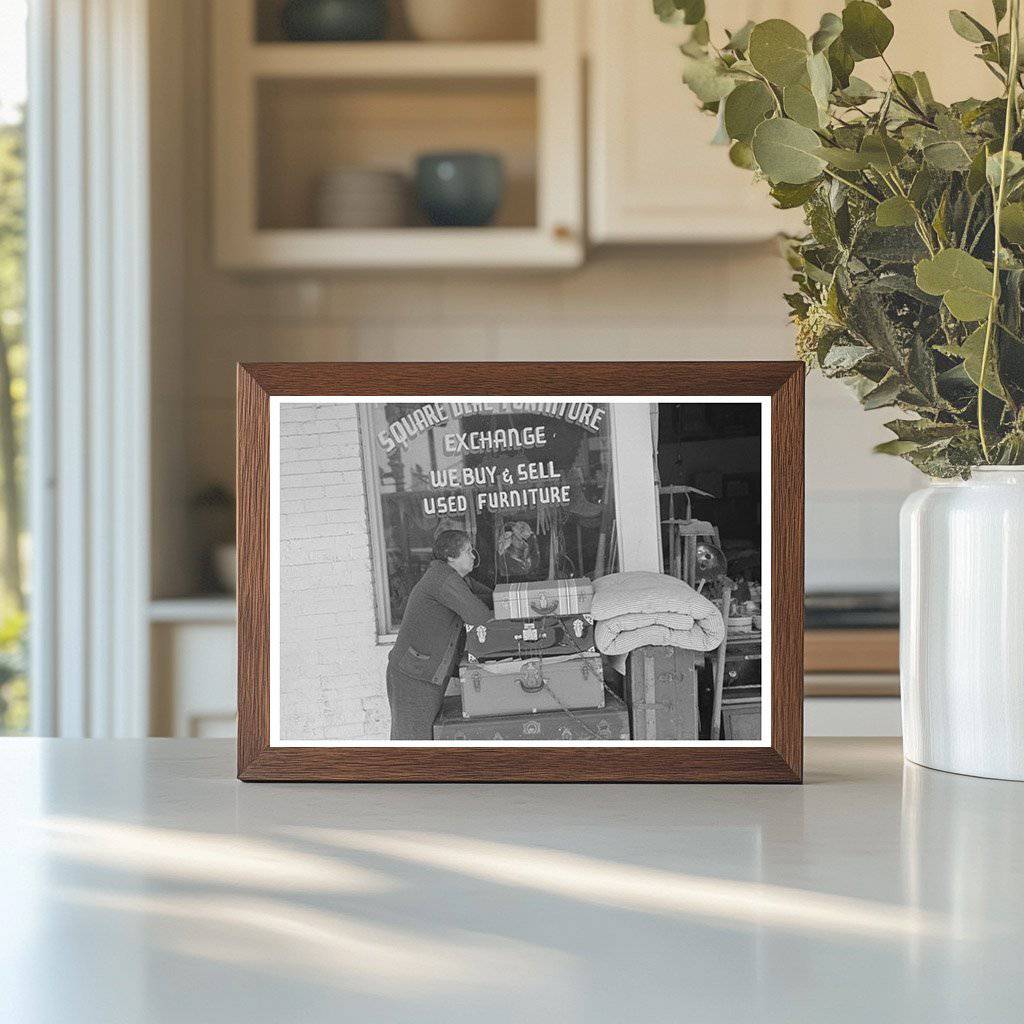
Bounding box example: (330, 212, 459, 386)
(366, 402, 618, 632)
(0, 0, 28, 734)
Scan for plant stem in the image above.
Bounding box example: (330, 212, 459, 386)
(821, 167, 879, 203)
(880, 54, 930, 120)
(968, 212, 994, 253)
(979, 0, 1021, 463)
(751, 70, 783, 117)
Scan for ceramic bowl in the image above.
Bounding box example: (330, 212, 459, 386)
(281, 0, 388, 42)
(213, 543, 237, 594)
(403, 0, 534, 41)
(415, 152, 504, 227)
(315, 168, 409, 228)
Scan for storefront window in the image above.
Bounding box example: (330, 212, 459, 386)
(363, 402, 618, 633)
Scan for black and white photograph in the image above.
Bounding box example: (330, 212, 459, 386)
(269, 396, 769, 745)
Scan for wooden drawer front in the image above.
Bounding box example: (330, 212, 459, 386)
(804, 629, 899, 674)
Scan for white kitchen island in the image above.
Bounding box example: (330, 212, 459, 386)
(2, 738, 1021, 1023)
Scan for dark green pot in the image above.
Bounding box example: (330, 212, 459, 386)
(415, 152, 505, 228)
(280, 0, 388, 42)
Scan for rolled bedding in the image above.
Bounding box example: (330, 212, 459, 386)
(592, 571, 725, 655)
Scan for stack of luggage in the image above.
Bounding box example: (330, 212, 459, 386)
(433, 577, 631, 741)
(432, 571, 726, 741)
(593, 571, 724, 741)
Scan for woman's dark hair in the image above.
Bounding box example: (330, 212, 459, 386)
(433, 529, 471, 562)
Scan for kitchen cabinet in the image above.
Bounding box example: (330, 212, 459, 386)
(587, 0, 999, 244)
(587, 1, 811, 243)
(212, 0, 584, 269)
(150, 602, 237, 738)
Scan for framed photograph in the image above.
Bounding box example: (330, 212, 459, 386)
(237, 362, 804, 782)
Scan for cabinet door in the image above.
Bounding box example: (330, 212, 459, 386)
(588, 1, 812, 243)
(587, 1, 998, 244)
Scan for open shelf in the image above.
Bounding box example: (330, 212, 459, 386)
(149, 597, 237, 624)
(213, 0, 581, 268)
(257, 76, 537, 232)
(254, 0, 538, 45)
(249, 42, 544, 77)
(222, 227, 578, 269)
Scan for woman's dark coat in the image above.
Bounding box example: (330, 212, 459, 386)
(387, 560, 493, 688)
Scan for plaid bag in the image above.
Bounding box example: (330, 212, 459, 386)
(492, 578, 594, 620)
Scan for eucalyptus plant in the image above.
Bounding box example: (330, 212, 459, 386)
(659, 0, 1024, 475)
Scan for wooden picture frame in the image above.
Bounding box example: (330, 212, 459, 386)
(237, 362, 804, 782)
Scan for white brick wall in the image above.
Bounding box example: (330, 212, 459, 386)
(278, 402, 391, 740)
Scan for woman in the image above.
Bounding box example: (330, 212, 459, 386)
(386, 529, 493, 740)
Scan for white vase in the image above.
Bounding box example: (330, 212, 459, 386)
(900, 467, 1024, 780)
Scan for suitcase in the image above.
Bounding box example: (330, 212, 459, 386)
(458, 652, 605, 719)
(492, 577, 594, 620)
(464, 614, 596, 662)
(625, 645, 702, 740)
(434, 692, 630, 741)
(721, 697, 762, 740)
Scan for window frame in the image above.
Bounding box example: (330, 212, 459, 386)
(358, 401, 662, 643)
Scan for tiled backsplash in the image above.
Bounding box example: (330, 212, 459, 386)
(175, 248, 918, 594)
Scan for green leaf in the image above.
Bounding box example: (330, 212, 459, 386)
(654, 0, 705, 25)
(681, 55, 737, 103)
(909, 165, 936, 205)
(908, 335, 941, 403)
(892, 72, 919, 102)
(783, 83, 822, 129)
(847, 285, 909, 371)
(710, 108, 731, 145)
(856, 226, 929, 263)
(862, 374, 902, 410)
(822, 342, 874, 373)
(723, 81, 775, 143)
(874, 439, 921, 455)
(810, 12, 843, 54)
(948, 10, 994, 44)
(752, 117, 827, 184)
(986, 150, 1024, 190)
(958, 324, 1007, 398)
(994, 0, 1008, 24)
(885, 418, 963, 443)
(807, 51, 833, 110)
(770, 179, 820, 209)
(827, 35, 855, 89)
(860, 133, 905, 173)
(915, 249, 994, 321)
(690, 20, 710, 46)
(814, 145, 872, 170)
(842, 1, 895, 60)
(836, 75, 877, 105)
(682, 0, 705, 25)
(653, 0, 676, 23)
(912, 71, 935, 105)
(967, 142, 993, 193)
(932, 190, 950, 247)
(748, 19, 810, 87)
(1000, 202, 1024, 242)
(875, 196, 918, 228)
(724, 20, 755, 53)
(728, 140, 758, 169)
(923, 141, 973, 171)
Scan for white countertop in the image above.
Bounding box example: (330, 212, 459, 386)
(2, 738, 1022, 1023)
